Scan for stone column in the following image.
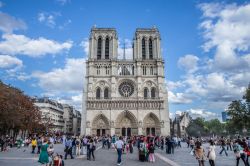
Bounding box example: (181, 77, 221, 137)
(153, 38, 157, 59)
(110, 37, 113, 59)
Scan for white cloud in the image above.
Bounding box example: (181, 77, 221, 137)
(199, 3, 250, 71)
(0, 34, 72, 57)
(187, 108, 219, 120)
(0, 55, 22, 68)
(0, 12, 27, 33)
(168, 91, 193, 104)
(32, 58, 85, 92)
(57, 94, 82, 111)
(167, 80, 183, 91)
(38, 12, 61, 28)
(80, 38, 89, 56)
(178, 54, 199, 73)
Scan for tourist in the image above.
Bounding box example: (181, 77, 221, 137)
(115, 136, 124, 165)
(129, 139, 133, 153)
(86, 137, 91, 160)
(72, 137, 76, 155)
(89, 138, 96, 161)
(219, 136, 228, 156)
(160, 136, 164, 150)
(194, 141, 206, 166)
(207, 140, 216, 166)
(37, 137, 42, 154)
(38, 138, 49, 166)
(148, 139, 155, 163)
(226, 139, 232, 151)
(189, 137, 195, 152)
(31, 137, 37, 153)
(64, 137, 74, 160)
(139, 137, 146, 162)
(233, 140, 247, 166)
(75, 137, 81, 156)
(243, 139, 250, 166)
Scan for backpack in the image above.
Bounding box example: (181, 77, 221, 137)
(76, 140, 80, 146)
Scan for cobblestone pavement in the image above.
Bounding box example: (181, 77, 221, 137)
(155, 142, 245, 166)
(0, 144, 170, 166)
(0, 143, 246, 166)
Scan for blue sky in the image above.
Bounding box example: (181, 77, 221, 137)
(0, 0, 250, 120)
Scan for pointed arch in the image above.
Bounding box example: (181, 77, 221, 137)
(115, 110, 137, 128)
(143, 112, 161, 136)
(144, 87, 149, 99)
(149, 38, 153, 59)
(105, 37, 109, 59)
(97, 37, 102, 59)
(92, 114, 110, 129)
(104, 87, 109, 99)
(96, 87, 101, 99)
(142, 37, 146, 59)
(151, 87, 156, 99)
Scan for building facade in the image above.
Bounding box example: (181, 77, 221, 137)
(171, 112, 190, 137)
(35, 97, 81, 135)
(34, 97, 65, 132)
(81, 27, 170, 136)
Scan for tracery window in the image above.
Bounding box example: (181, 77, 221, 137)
(151, 87, 156, 99)
(144, 88, 149, 99)
(118, 80, 134, 97)
(142, 38, 146, 59)
(97, 37, 102, 59)
(105, 37, 109, 59)
(149, 38, 153, 59)
(96, 87, 101, 99)
(150, 66, 153, 75)
(104, 88, 109, 99)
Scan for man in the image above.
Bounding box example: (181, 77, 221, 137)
(64, 137, 74, 160)
(219, 136, 228, 156)
(31, 137, 37, 153)
(115, 136, 124, 166)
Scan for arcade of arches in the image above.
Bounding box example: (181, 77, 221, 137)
(91, 111, 161, 136)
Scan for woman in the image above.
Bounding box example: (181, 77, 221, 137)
(148, 140, 155, 163)
(207, 140, 216, 166)
(194, 142, 206, 166)
(233, 140, 247, 166)
(38, 138, 49, 166)
(138, 137, 146, 162)
(89, 138, 95, 161)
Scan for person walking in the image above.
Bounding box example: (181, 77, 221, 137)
(219, 136, 228, 156)
(207, 140, 216, 166)
(194, 142, 206, 166)
(64, 137, 74, 160)
(38, 138, 49, 166)
(37, 137, 42, 154)
(148, 140, 155, 163)
(233, 140, 247, 166)
(115, 136, 124, 166)
(75, 137, 81, 156)
(31, 137, 37, 154)
(89, 138, 96, 161)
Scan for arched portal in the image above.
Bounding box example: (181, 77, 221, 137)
(115, 111, 138, 136)
(92, 114, 110, 136)
(143, 113, 161, 136)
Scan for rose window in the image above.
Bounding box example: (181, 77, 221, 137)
(118, 80, 134, 97)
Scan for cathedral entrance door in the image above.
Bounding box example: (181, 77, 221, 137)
(121, 127, 131, 136)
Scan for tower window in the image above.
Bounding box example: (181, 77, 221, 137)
(96, 87, 101, 99)
(97, 66, 100, 75)
(104, 88, 109, 99)
(149, 38, 153, 59)
(105, 37, 109, 59)
(144, 88, 148, 99)
(142, 38, 146, 59)
(151, 87, 156, 99)
(150, 66, 153, 75)
(97, 37, 102, 59)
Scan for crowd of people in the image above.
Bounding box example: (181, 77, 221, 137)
(0, 134, 250, 166)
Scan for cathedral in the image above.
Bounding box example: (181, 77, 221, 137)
(81, 27, 170, 136)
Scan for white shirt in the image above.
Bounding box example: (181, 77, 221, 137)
(115, 140, 124, 149)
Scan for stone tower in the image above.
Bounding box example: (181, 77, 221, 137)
(81, 27, 170, 136)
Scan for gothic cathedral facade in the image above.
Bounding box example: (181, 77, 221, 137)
(81, 27, 170, 136)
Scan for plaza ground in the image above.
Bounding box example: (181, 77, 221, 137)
(0, 142, 246, 166)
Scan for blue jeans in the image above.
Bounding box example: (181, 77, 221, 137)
(117, 148, 122, 164)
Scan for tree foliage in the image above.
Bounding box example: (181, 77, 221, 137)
(227, 84, 250, 131)
(0, 81, 45, 136)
